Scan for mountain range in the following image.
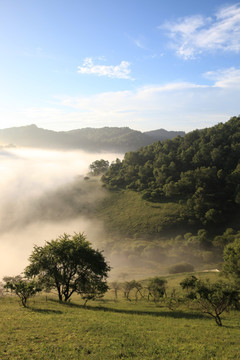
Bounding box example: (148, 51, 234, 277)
(0, 124, 185, 152)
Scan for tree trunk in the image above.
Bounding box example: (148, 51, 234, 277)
(58, 292, 62, 302)
(215, 314, 222, 326)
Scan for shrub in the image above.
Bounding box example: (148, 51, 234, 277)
(168, 262, 194, 274)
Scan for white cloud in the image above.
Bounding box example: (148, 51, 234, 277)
(77, 58, 132, 79)
(204, 67, 240, 88)
(161, 4, 240, 59)
(56, 66, 240, 130)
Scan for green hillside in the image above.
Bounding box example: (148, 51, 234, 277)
(97, 116, 240, 268)
(97, 190, 188, 237)
(102, 116, 240, 231)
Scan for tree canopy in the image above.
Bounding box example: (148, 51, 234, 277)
(25, 233, 110, 302)
(147, 277, 167, 302)
(89, 159, 109, 176)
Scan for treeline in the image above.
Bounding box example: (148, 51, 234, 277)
(102, 116, 240, 229)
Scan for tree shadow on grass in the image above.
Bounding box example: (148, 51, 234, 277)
(222, 324, 240, 329)
(49, 299, 208, 320)
(28, 306, 63, 314)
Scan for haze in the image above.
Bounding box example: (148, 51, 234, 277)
(0, 147, 122, 280)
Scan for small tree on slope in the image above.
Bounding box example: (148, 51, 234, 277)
(180, 277, 239, 326)
(3, 276, 41, 307)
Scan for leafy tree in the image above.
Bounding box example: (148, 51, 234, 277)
(3, 276, 41, 307)
(89, 159, 109, 176)
(147, 277, 167, 302)
(123, 280, 143, 301)
(25, 233, 110, 302)
(222, 238, 240, 283)
(181, 277, 239, 326)
(180, 275, 198, 293)
(213, 228, 236, 251)
(77, 273, 109, 306)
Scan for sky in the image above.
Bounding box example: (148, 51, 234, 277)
(1, 0, 240, 132)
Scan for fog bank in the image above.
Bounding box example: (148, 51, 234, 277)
(0, 148, 121, 279)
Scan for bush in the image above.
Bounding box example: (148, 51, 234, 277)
(3, 276, 41, 307)
(168, 262, 194, 274)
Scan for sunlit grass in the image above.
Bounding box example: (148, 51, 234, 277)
(0, 273, 239, 360)
(97, 189, 185, 237)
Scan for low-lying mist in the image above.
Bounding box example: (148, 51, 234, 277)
(0, 147, 121, 280)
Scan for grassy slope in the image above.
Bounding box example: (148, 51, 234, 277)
(0, 272, 239, 360)
(97, 189, 187, 238)
(96, 188, 222, 276)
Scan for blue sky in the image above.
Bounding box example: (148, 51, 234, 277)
(1, 0, 240, 132)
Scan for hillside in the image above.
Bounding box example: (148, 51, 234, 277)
(100, 116, 240, 263)
(0, 124, 185, 153)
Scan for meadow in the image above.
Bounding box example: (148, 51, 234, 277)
(97, 189, 185, 237)
(0, 272, 239, 360)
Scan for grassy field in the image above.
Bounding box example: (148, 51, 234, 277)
(96, 189, 186, 237)
(0, 272, 239, 360)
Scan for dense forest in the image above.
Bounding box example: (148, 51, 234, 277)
(101, 116, 240, 259)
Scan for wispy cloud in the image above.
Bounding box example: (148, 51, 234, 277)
(77, 58, 132, 79)
(161, 4, 240, 59)
(204, 67, 240, 88)
(2, 66, 239, 132)
(57, 66, 240, 129)
(134, 39, 146, 49)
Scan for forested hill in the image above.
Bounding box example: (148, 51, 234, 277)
(0, 124, 185, 153)
(145, 128, 185, 141)
(102, 116, 240, 230)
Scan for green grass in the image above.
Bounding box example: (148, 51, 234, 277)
(96, 189, 224, 275)
(97, 189, 186, 237)
(1, 274, 239, 360)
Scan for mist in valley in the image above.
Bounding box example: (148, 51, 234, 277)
(0, 147, 122, 280)
(0, 147, 213, 284)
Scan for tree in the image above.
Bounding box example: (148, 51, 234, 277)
(180, 275, 197, 293)
(111, 281, 121, 301)
(147, 277, 167, 302)
(123, 280, 143, 301)
(181, 277, 239, 326)
(25, 233, 110, 302)
(89, 159, 109, 176)
(3, 276, 41, 307)
(0, 281, 3, 296)
(222, 238, 240, 283)
(77, 273, 109, 306)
